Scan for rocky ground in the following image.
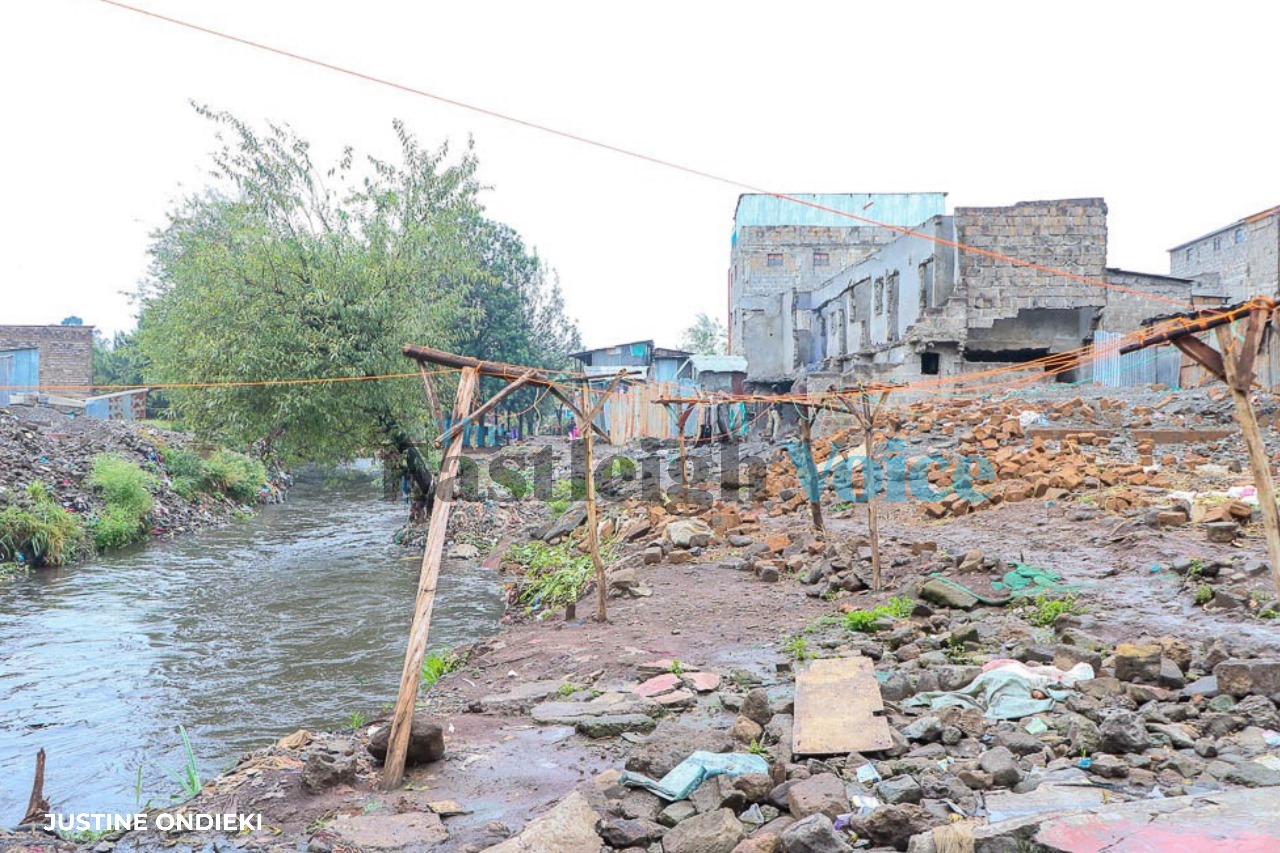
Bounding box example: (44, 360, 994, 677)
(0, 404, 286, 560)
(4, 385, 1280, 852)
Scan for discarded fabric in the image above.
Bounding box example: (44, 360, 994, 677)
(905, 659, 1091, 720)
(618, 750, 768, 801)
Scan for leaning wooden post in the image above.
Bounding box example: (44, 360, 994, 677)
(1216, 316, 1280, 599)
(579, 382, 608, 623)
(382, 366, 480, 791)
(797, 404, 825, 534)
(859, 388, 883, 591)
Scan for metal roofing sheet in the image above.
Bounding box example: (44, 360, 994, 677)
(733, 193, 947, 231)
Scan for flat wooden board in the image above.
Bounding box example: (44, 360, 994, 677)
(793, 655, 894, 755)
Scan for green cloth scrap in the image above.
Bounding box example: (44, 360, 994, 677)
(928, 564, 1083, 607)
(991, 563, 1083, 597)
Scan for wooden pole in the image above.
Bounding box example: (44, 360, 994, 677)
(382, 366, 480, 791)
(676, 405, 696, 504)
(860, 390, 883, 591)
(579, 383, 608, 622)
(1216, 320, 1280, 599)
(797, 404, 825, 534)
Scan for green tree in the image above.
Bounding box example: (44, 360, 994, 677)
(136, 106, 579, 516)
(681, 313, 727, 355)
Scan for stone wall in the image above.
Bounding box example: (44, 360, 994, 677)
(1097, 270, 1198, 335)
(0, 325, 94, 396)
(954, 198, 1109, 331)
(1169, 209, 1279, 303)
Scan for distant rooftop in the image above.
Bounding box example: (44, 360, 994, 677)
(1168, 204, 1280, 251)
(733, 192, 947, 234)
(691, 354, 748, 374)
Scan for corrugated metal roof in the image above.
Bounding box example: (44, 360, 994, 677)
(733, 193, 947, 231)
(691, 354, 748, 374)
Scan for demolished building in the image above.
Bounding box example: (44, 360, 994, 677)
(728, 194, 1220, 390)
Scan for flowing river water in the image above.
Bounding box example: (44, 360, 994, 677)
(0, 467, 504, 823)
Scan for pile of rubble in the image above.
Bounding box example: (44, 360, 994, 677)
(0, 405, 280, 547)
(456, 587, 1280, 853)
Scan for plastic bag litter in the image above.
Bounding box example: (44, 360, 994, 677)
(833, 796, 882, 829)
(618, 750, 768, 801)
(855, 763, 881, 784)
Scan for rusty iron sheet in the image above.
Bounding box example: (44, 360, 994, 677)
(793, 656, 893, 755)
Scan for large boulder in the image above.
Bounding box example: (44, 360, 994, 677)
(366, 711, 444, 765)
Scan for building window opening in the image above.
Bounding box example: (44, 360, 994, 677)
(813, 251, 829, 267)
(1185, 248, 1195, 262)
(1236, 227, 1246, 244)
(766, 253, 783, 267)
(921, 352, 940, 375)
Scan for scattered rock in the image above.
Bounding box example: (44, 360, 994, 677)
(874, 775, 922, 805)
(779, 812, 853, 852)
(624, 722, 734, 779)
(919, 578, 978, 610)
(978, 746, 1021, 788)
(786, 773, 848, 819)
(1099, 710, 1150, 754)
(366, 712, 444, 766)
(481, 790, 601, 852)
(660, 808, 743, 853)
(1215, 659, 1280, 698)
(302, 749, 356, 793)
(575, 714, 657, 738)
(1114, 643, 1162, 684)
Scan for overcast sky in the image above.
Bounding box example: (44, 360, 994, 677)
(2, 0, 1277, 349)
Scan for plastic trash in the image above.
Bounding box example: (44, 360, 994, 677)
(1024, 717, 1049, 735)
(1077, 757, 1093, 769)
(833, 796, 882, 829)
(855, 763, 882, 784)
(618, 750, 768, 801)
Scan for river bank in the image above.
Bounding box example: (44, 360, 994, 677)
(8, 386, 1280, 852)
(0, 405, 285, 573)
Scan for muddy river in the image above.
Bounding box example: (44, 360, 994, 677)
(0, 467, 504, 822)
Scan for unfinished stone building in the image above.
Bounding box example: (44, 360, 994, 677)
(729, 195, 1196, 388)
(1169, 205, 1279, 304)
(727, 193, 947, 387)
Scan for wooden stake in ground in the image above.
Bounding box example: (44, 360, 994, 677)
(579, 382, 608, 622)
(20, 748, 48, 827)
(1215, 319, 1280, 599)
(382, 366, 480, 791)
(859, 390, 883, 591)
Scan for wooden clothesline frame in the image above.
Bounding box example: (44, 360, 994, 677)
(381, 345, 628, 790)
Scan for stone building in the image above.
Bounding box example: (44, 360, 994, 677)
(1168, 205, 1279, 303)
(727, 193, 947, 386)
(729, 195, 1195, 389)
(0, 324, 94, 402)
